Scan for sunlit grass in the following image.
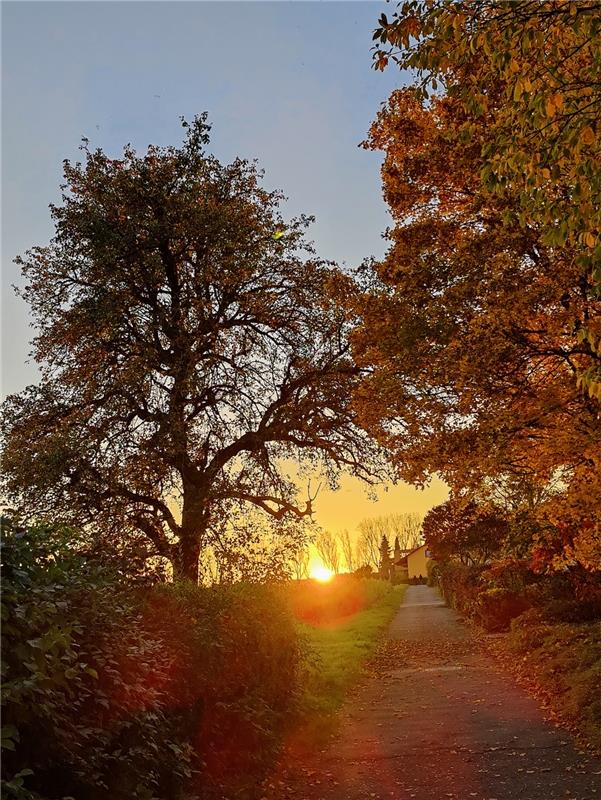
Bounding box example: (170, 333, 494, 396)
(293, 581, 406, 744)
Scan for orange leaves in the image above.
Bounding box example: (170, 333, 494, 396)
(580, 126, 596, 146)
(371, 0, 601, 294)
(356, 9, 601, 572)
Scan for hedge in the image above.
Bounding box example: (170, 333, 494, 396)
(1, 523, 303, 800)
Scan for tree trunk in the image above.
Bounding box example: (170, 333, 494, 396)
(173, 533, 201, 583)
(174, 486, 209, 583)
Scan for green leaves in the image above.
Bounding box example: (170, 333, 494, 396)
(1, 725, 19, 752)
(1, 519, 305, 799)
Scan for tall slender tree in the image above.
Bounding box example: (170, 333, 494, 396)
(339, 528, 355, 573)
(315, 529, 341, 574)
(378, 534, 392, 579)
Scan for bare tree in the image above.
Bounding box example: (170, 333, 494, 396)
(356, 520, 381, 569)
(338, 529, 355, 572)
(391, 513, 423, 550)
(315, 529, 340, 573)
(358, 513, 423, 562)
(289, 546, 310, 580)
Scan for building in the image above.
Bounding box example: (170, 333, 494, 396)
(406, 543, 432, 580)
(392, 543, 433, 582)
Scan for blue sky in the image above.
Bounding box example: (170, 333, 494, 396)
(2, 0, 406, 397)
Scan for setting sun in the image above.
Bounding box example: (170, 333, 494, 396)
(311, 566, 334, 583)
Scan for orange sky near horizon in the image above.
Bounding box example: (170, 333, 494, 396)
(304, 473, 449, 575)
(309, 472, 449, 536)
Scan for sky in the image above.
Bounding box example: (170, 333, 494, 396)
(1, 1, 448, 532)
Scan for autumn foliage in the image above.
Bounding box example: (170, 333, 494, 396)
(352, 2, 601, 573)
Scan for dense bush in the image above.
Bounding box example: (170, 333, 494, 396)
(435, 561, 534, 632)
(475, 587, 531, 632)
(1, 522, 302, 800)
(434, 556, 601, 632)
(435, 562, 483, 617)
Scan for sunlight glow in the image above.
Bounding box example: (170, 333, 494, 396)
(311, 565, 334, 583)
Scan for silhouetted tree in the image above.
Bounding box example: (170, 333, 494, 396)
(379, 534, 392, 579)
(1, 116, 384, 582)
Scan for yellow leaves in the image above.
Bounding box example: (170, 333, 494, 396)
(583, 231, 597, 248)
(512, 76, 533, 102)
(545, 93, 564, 118)
(580, 126, 596, 146)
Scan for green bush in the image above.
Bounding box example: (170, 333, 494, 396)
(1, 522, 302, 799)
(1, 522, 192, 800)
(146, 581, 304, 796)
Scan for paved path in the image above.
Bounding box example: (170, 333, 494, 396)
(272, 585, 601, 800)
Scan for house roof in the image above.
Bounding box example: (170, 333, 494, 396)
(405, 542, 428, 558)
(393, 544, 428, 567)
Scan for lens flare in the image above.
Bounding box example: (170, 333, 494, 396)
(311, 565, 334, 582)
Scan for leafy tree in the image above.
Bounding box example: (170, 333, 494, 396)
(373, 2, 601, 298)
(352, 73, 600, 572)
(1, 117, 384, 582)
(423, 500, 507, 567)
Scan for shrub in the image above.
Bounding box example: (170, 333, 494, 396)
(1, 521, 303, 800)
(475, 587, 531, 632)
(540, 597, 601, 624)
(1, 522, 192, 800)
(435, 562, 483, 618)
(146, 581, 303, 797)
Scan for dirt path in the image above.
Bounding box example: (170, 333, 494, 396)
(269, 585, 601, 800)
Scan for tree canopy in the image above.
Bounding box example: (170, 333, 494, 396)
(423, 500, 507, 567)
(351, 3, 601, 572)
(373, 1, 600, 292)
(1, 116, 384, 582)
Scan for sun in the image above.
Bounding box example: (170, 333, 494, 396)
(311, 565, 334, 583)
